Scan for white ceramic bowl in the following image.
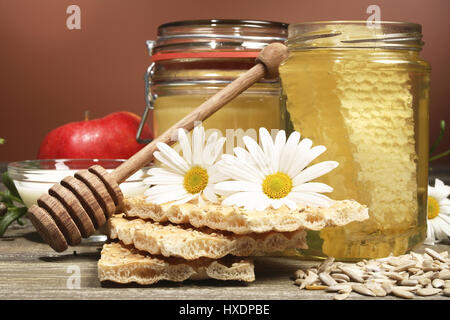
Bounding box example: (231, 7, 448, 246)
(7, 159, 149, 208)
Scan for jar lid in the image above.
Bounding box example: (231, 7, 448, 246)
(149, 19, 288, 57)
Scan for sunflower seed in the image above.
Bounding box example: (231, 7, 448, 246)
(430, 271, 440, 280)
(306, 285, 328, 290)
(416, 287, 441, 296)
(445, 280, 450, 288)
(422, 260, 433, 269)
(384, 272, 405, 281)
(397, 285, 421, 292)
(410, 252, 424, 264)
(365, 282, 387, 297)
(399, 279, 418, 286)
(334, 292, 350, 300)
(339, 266, 365, 283)
(391, 287, 415, 299)
(330, 273, 350, 282)
(381, 282, 394, 294)
(418, 278, 432, 287)
(317, 257, 335, 273)
(432, 278, 445, 288)
(439, 270, 450, 280)
(294, 269, 306, 279)
(407, 267, 421, 274)
(409, 274, 424, 281)
(299, 271, 318, 289)
(326, 283, 352, 292)
(319, 272, 338, 287)
(294, 278, 303, 286)
(394, 262, 417, 272)
(365, 264, 381, 273)
(425, 248, 447, 263)
(351, 284, 376, 297)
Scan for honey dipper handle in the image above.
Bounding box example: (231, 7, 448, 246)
(110, 43, 289, 184)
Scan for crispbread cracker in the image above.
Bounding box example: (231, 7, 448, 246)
(108, 215, 308, 260)
(98, 242, 255, 284)
(124, 196, 369, 234)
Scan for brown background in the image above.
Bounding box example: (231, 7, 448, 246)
(0, 0, 449, 164)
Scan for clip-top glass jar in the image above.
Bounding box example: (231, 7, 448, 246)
(279, 21, 430, 260)
(137, 19, 288, 150)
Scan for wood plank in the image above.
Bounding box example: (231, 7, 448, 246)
(0, 221, 448, 300)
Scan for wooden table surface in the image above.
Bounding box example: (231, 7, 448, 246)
(0, 220, 448, 300)
(0, 164, 449, 300)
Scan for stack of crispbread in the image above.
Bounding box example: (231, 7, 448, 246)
(98, 196, 369, 285)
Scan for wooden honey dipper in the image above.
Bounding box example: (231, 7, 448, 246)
(27, 43, 289, 252)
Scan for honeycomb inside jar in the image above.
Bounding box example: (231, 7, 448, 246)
(279, 48, 430, 260)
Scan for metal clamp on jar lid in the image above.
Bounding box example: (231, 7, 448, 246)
(137, 19, 288, 144)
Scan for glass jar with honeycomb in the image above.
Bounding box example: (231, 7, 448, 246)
(279, 21, 430, 260)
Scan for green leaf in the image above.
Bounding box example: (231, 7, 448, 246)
(0, 207, 28, 237)
(430, 149, 450, 162)
(430, 120, 446, 156)
(0, 190, 13, 206)
(0, 138, 4, 144)
(2, 172, 22, 203)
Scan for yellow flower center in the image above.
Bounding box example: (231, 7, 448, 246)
(427, 196, 440, 220)
(262, 172, 293, 199)
(183, 166, 209, 194)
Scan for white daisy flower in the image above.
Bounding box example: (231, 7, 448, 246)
(143, 125, 226, 205)
(214, 128, 339, 211)
(425, 178, 450, 245)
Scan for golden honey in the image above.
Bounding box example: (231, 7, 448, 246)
(153, 85, 282, 144)
(279, 22, 430, 260)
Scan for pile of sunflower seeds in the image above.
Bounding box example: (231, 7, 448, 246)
(293, 248, 450, 300)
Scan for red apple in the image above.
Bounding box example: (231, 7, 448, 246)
(37, 111, 153, 159)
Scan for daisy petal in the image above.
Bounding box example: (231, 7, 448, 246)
(288, 192, 334, 207)
(153, 151, 185, 175)
(440, 205, 450, 215)
(434, 178, 450, 199)
(145, 187, 188, 204)
(144, 185, 185, 197)
(146, 167, 182, 177)
(214, 181, 261, 193)
(270, 199, 283, 210)
(222, 191, 267, 210)
(286, 139, 313, 177)
(279, 131, 300, 174)
(156, 142, 190, 172)
(243, 135, 270, 175)
(218, 155, 264, 183)
(203, 185, 218, 203)
(281, 198, 297, 210)
(202, 131, 218, 165)
(143, 175, 183, 185)
(292, 182, 333, 193)
(289, 145, 327, 178)
(171, 193, 196, 205)
(293, 161, 339, 186)
(259, 128, 276, 173)
(209, 136, 226, 165)
(192, 125, 205, 165)
(177, 128, 192, 165)
(233, 147, 256, 167)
